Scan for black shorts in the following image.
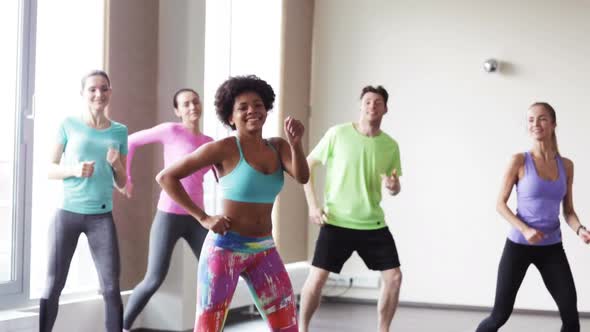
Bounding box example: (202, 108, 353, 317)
(311, 224, 400, 273)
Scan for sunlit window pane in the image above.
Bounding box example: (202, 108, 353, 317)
(203, 0, 283, 215)
(0, 0, 20, 285)
(30, 0, 105, 298)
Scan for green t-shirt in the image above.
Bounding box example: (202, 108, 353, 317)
(309, 123, 402, 230)
(58, 116, 128, 214)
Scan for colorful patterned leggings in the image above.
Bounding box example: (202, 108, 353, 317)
(195, 231, 298, 332)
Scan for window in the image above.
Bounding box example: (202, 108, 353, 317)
(229, 0, 282, 137)
(0, 0, 34, 306)
(203, 0, 283, 213)
(3, 0, 281, 309)
(0, 0, 107, 308)
(29, 0, 106, 298)
(0, 0, 22, 285)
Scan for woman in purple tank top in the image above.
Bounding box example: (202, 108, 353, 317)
(476, 103, 590, 332)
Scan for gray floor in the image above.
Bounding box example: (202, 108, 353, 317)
(224, 300, 590, 332)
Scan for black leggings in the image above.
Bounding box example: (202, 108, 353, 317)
(40, 209, 122, 332)
(476, 239, 579, 332)
(123, 210, 208, 330)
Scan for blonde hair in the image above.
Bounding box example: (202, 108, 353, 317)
(81, 69, 110, 90)
(530, 102, 558, 155)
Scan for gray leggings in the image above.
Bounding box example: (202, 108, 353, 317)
(123, 210, 208, 329)
(40, 209, 122, 332)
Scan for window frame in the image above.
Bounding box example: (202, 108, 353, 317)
(0, 0, 108, 309)
(0, 0, 37, 309)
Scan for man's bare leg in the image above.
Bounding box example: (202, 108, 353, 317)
(377, 268, 402, 332)
(299, 266, 331, 332)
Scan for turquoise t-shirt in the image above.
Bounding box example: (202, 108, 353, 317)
(58, 116, 128, 214)
(309, 123, 402, 230)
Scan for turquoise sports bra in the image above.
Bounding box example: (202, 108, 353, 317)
(219, 136, 284, 203)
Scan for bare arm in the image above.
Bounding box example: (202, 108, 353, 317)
(126, 125, 167, 183)
(303, 157, 327, 225)
(561, 158, 590, 243)
(156, 141, 230, 233)
(276, 117, 310, 184)
(276, 137, 309, 184)
(109, 152, 127, 190)
(496, 153, 544, 244)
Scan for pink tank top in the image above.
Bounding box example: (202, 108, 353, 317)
(127, 122, 213, 214)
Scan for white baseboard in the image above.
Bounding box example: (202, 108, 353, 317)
(0, 261, 310, 332)
(0, 292, 132, 332)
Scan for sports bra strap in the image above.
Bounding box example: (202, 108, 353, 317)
(234, 136, 282, 171)
(234, 136, 244, 158)
(265, 139, 280, 155)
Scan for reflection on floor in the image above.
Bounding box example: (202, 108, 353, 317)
(224, 299, 590, 332)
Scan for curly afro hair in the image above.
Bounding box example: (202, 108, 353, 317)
(214, 75, 275, 130)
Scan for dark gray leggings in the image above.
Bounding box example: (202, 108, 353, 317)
(476, 239, 579, 332)
(40, 209, 122, 332)
(123, 210, 208, 329)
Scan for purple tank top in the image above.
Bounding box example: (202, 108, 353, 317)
(508, 152, 567, 245)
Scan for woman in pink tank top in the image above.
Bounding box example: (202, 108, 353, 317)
(122, 89, 213, 331)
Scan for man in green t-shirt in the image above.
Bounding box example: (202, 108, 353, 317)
(300, 85, 402, 332)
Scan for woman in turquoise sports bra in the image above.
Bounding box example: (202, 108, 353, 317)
(157, 75, 309, 332)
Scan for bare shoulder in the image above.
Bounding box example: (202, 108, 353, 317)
(214, 136, 237, 149)
(502, 153, 525, 179)
(267, 136, 287, 149)
(195, 137, 232, 154)
(267, 136, 286, 144)
(561, 156, 574, 167)
(508, 153, 526, 168)
(561, 156, 574, 173)
(498, 153, 525, 184)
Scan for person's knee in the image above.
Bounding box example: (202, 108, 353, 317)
(303, 270, 330, 296)
(101, 281, 121, 299)
(302, 280, 322, 298)
(196, 308, 227, 332)
(382, 268, 402, 291)
(266, 302, 298, 330)
(141, 273, 166, 292)
(43, 277, 66, 300)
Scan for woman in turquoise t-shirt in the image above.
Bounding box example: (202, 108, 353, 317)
(39, 70, 128, 332)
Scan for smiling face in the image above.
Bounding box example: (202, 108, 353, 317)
(527, 104, 556, 142)
(81, 75, 111, 111)
(229, 91, 267, 133)
(174, 90, 202, 125)
(360, 91, 388, 122)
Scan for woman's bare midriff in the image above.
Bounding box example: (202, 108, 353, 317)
(222, 200, 274, 237)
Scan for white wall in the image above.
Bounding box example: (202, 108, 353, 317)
(309, 0, 590, 311)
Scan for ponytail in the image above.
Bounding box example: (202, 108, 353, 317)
(530, 102, 559, 155)
(551, 132, 559, 156)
